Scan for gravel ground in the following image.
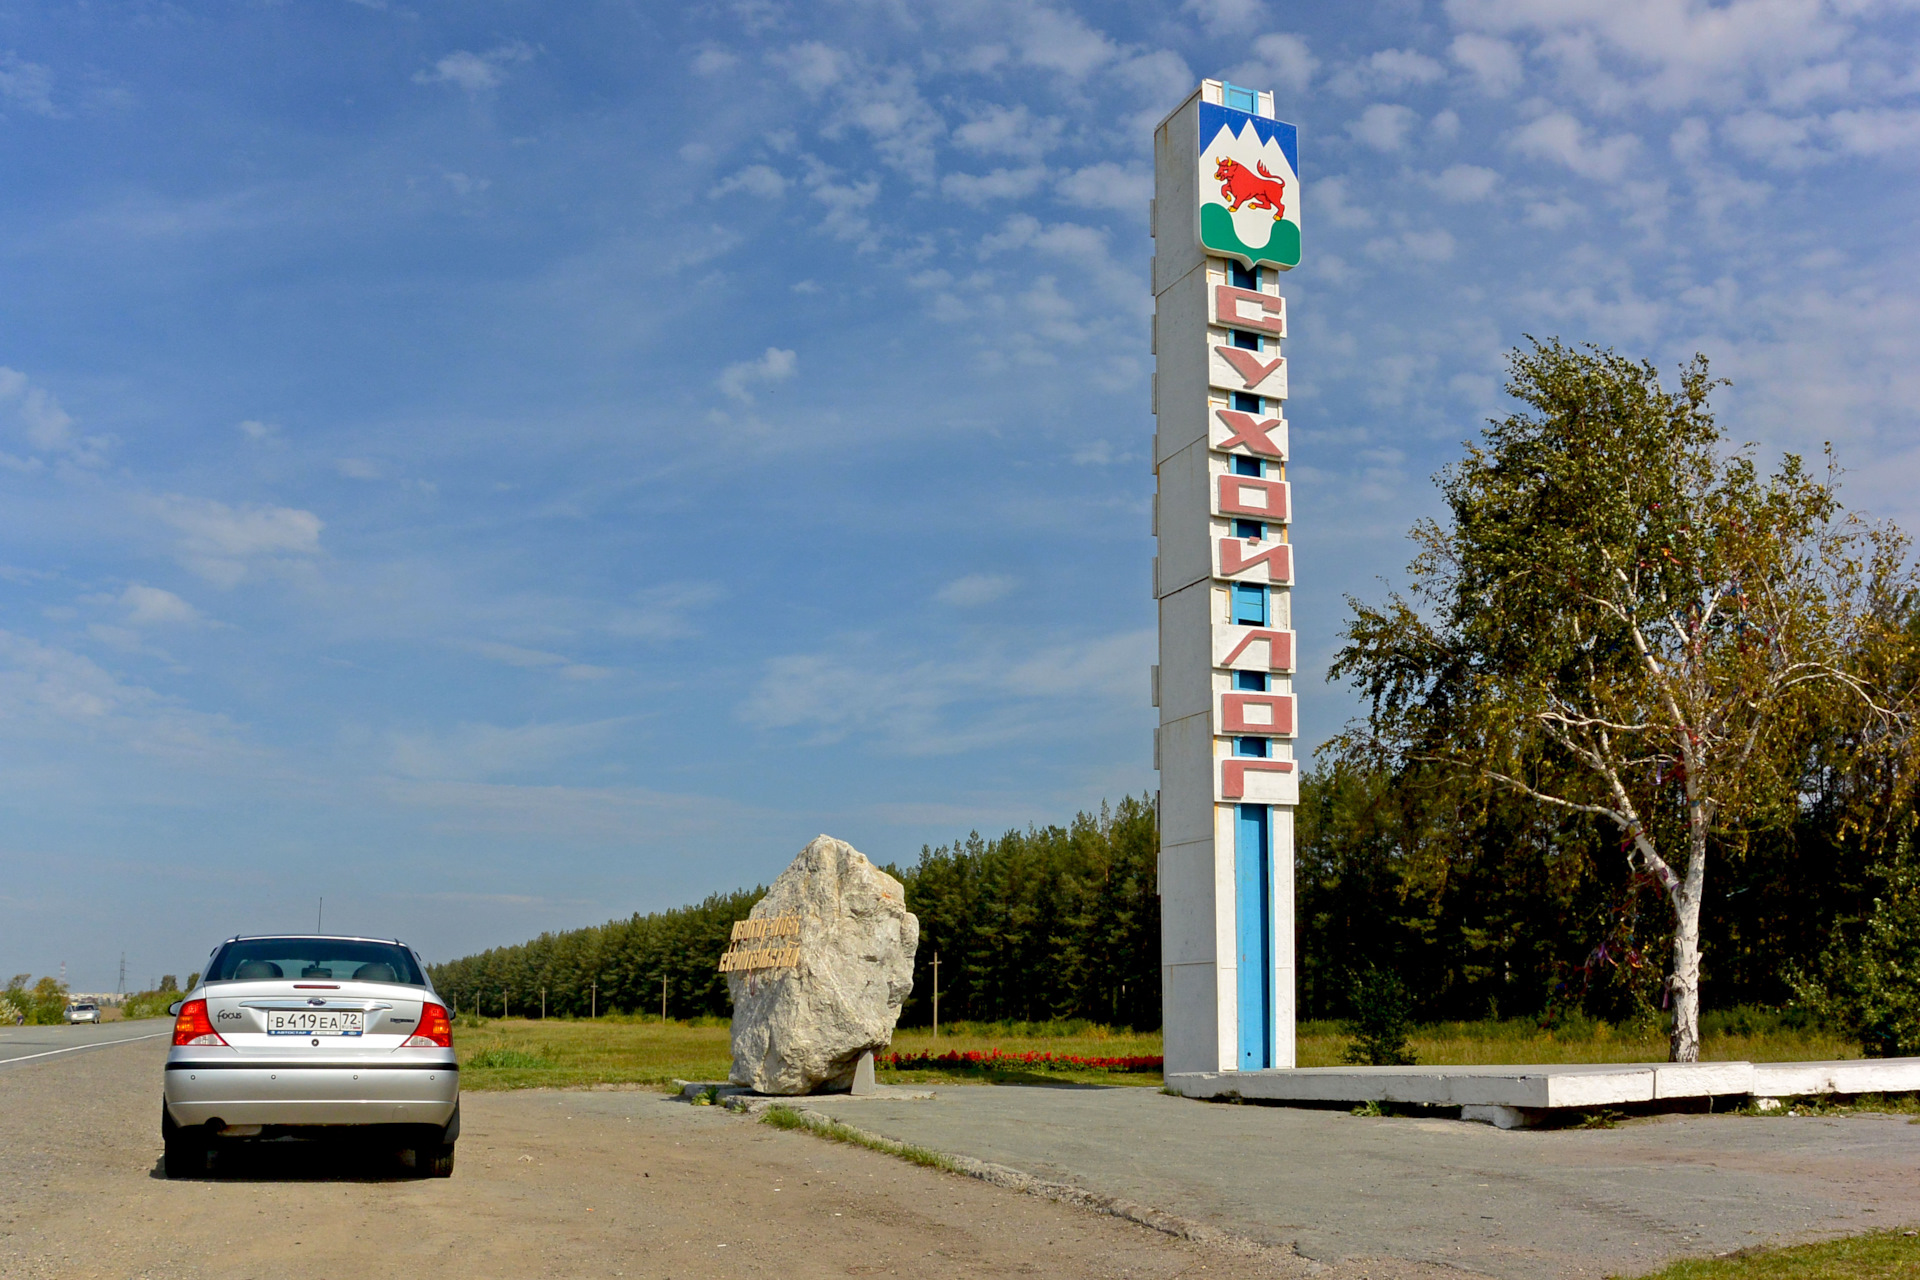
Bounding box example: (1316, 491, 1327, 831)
(802, 1084, 1920, 1280)
(0, 1028, 1460, 1280)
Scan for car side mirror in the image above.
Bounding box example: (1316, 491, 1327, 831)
(167, 1001, 183, 1017)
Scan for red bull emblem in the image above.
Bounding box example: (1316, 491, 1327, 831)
(1212, 157, 1286, 221)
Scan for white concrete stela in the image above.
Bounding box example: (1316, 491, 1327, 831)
(1168, 1058, 1920, 1127)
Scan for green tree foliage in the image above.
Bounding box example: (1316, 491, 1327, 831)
(1332, 339, 1914, 1061)
(895, 797, 1160, 1028)
(1796, 827, 1920, 1056)
(428, 797, 1162, 1030)
(4, 975, 70, 1025)
(1341, 966, 1417, 1065)
(431, 889, 761, 1020)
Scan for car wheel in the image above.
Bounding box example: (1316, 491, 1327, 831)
(426, 1143, 455, 1178)
(164, 1133, 209, 1178)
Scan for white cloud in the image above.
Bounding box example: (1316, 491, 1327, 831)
(769, 41, 848, 96)
(951, 103, 1062, 160)
(1510, 112, 1639, 179)
(1450, 33, 1523, 95)
(943, 167, 1047, 204)
(717, 347, 797, 404)
(336, 458, 382, 480)
(413, 42, 535, 93)
(0, 51, 57, 116)
(388, 719, 624, 782)
(1333, 48, 1447, 96)
(1826, 108, 1920, 157)
(1054, 163, 1151, 214)
(1224, 33, 1317, 98)
(690, 47, 738, 76)
(747, 628, 1151, 753)
(713, 164, 790, 200)
(237, 419, 277, 440)
(1428, 163, 1500, 201)
(0, 366, 110, 466)
(1313, 175, 1375, 228)
(1011, 8, 1117, 79)
(1445, 0, 1852, 109)
(121, 585, 200, 626)
(1347, 103, 1419, 151)
(468, 641, 612, 680)
(1181, 0, 1265, 35)
(0, 630, 243, 761)
(935, 573, 1016, 606)
(150, 496, 323, 586)
(1367, 229, 1457, 263)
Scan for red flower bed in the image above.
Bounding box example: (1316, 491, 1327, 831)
(882, 1048, 1163, 1074)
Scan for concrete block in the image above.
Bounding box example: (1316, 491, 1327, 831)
(1152, 92, 1203, 296)
(1461, 1105, 1546, 1130)
(1163, 962, 1229, 1075)
(1158, 838, 1221, 965)
(1653, 1060, 1754, 1099)
(1152, 271, 1211, 463)
(1156, 711, 1215, 846)
(1750, 1057, 1920, 1097)
(1155, 438, 1212, 597)
(1157, 582, 1213, 721)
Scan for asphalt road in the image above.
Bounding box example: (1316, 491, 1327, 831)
(0, 1019, 168, 1067)
(2, 1026, 1411, 1280)
(804, 1085, 1920, 1280)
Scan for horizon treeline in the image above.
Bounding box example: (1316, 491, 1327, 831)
(427, 796, 1162, 1028)
(428, 758, 1907, 1029)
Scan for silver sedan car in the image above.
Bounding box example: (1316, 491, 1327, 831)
(163, 934, 458, 1177)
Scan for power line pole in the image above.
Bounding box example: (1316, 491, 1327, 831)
(590, 980, 597, 1019)
(540, 987, 546, 1019)
(117, 953, 126, 995)
(661, 974, 668, 1023)
(932, 952, 940, 1040)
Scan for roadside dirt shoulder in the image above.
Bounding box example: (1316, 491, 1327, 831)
(0, 1037, 1457, 1280)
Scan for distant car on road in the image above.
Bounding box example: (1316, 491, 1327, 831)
(64, 1002, 100, 1025)
(162, 934, 458, 1179)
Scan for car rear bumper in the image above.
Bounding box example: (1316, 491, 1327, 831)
(164, 1059, 458, 1128)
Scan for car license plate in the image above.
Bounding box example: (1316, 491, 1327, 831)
(263, 1010, 364, 1036)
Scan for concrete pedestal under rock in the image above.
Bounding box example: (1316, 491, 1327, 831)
(727, 835, 918, 1094)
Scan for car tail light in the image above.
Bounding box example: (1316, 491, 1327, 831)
(404, 1002, 452, 1049)
(172, 999, 227, 1047)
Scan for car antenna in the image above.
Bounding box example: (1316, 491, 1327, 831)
(317, 897, 323, 931)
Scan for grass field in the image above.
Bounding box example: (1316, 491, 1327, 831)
(1626, 1230, 1920, 1279)
(451, 1010, 1860, 1092)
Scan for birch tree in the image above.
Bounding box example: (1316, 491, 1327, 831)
(1333, 340, 1910, 1061)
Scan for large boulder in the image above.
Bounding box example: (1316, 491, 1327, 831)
(727, 835, 918, 1094)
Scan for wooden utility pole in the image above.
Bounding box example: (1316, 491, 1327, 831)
(932, 952, 940, 1040)
(661, 974, 668, 1023)
(590, 980, 597, 1019)
(541, 987, 546, 1019)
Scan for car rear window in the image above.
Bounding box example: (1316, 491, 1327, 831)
(206, 939, 426, 986)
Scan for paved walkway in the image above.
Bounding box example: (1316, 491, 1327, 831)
(805, 1083, 1920, 1280)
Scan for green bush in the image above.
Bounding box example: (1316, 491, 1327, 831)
(4, 975, 69, 1025)
(122, 984, 185, 1021)
(1795, 838, 1920, 1058)
(1342, 967, 1417, 1066)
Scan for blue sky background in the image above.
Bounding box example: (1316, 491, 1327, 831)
(3, 0, 1916, 989)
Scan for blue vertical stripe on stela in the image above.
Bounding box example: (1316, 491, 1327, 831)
(1236, 802, 1272, 1070)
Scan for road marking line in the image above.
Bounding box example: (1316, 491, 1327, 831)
(0, 1032, 167, 1066)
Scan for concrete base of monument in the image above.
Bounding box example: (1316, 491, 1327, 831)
(676, 1080, 937, 1109)
(1166, 1057, 1920, 1128)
